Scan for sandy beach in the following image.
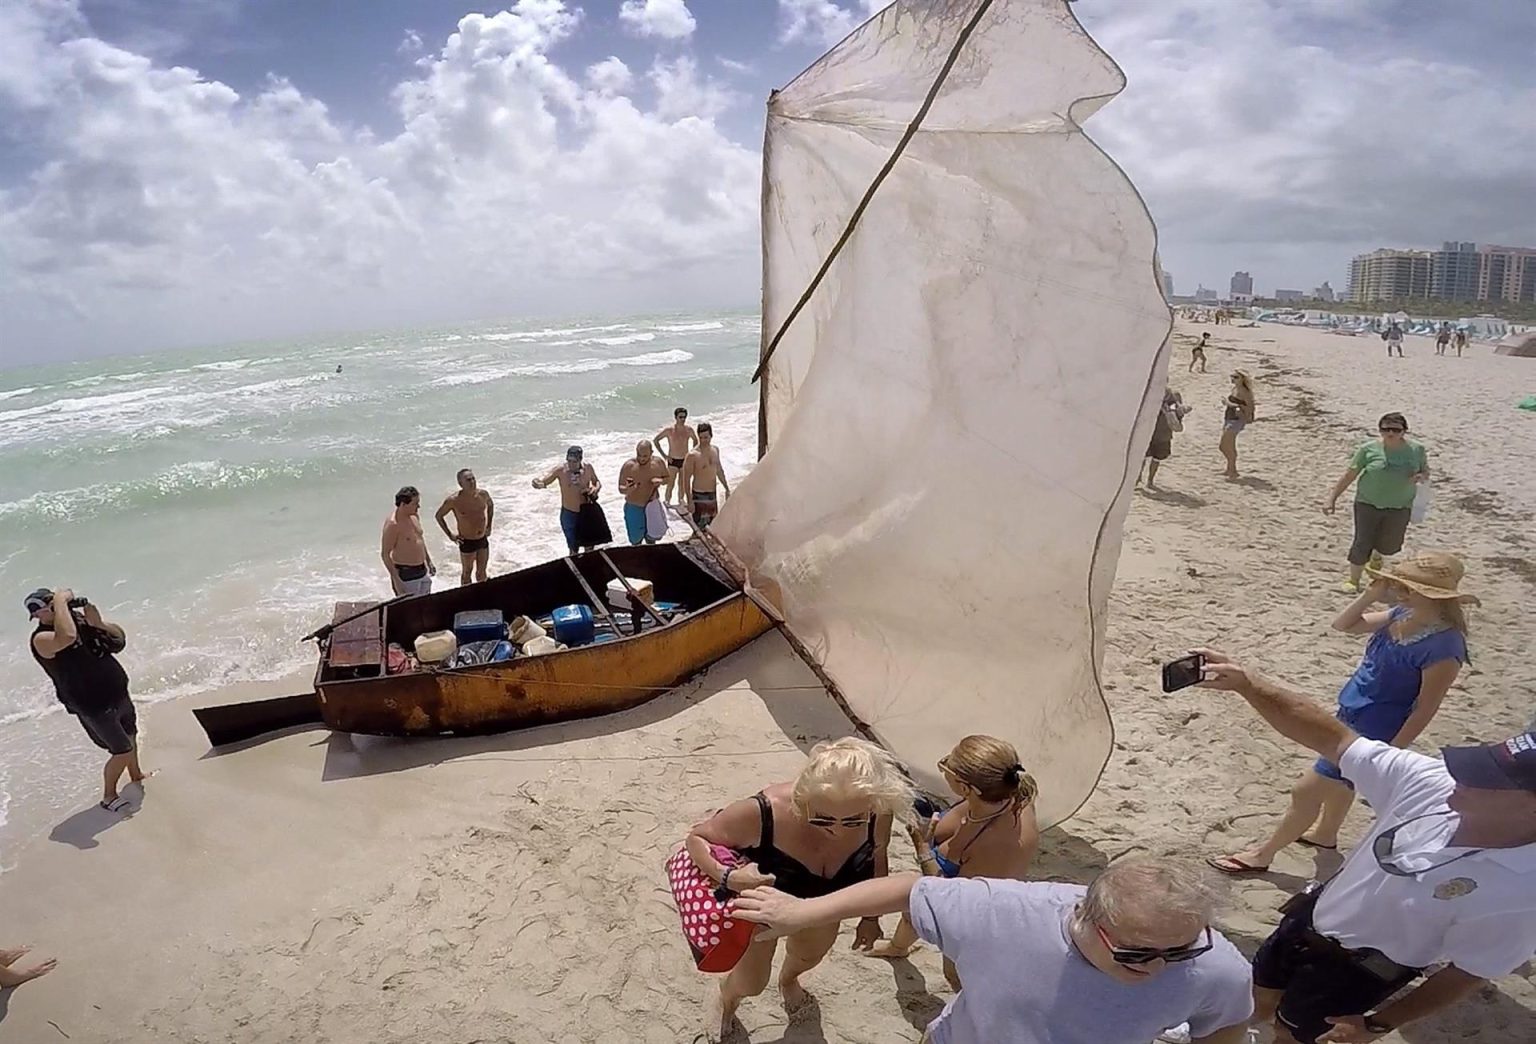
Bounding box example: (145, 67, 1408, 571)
(2, 318, 1533, 1043)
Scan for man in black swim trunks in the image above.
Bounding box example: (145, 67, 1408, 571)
(655, 406, 697, 507)
(26, 587, 148, 812)
(435, 468, 494, 585)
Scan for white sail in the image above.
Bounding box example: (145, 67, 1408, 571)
(715, 0, 1170, 826)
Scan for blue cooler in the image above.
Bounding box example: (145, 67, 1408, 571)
(453, 610, 506, 645)
(551, 604, 596, 646)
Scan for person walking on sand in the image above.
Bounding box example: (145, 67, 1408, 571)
(434, 468, 494, 586)
(1190, 332, 1210, 373)
(732, 854, 1254, 1044)
(618, 440, 670, 546)
(532, 446, 601, 555)
(860, 736, 1040, 993)
(1206, 552, 1472, 878)
(655, 407, 697, 506)
(1218, 371, 1255, 479)
(1324, 412, 1428, 592)
(1141, 389, 1192, 490)
(1383, 322, 1404, 358)
(1453, 328, 1467, 357)
(381, 487, 435, 597)
(679, 422, 730, 529)
(26, 588, 148, 812)
(0, 945, 56, 988)
(686, 738, 907, 1042)
(1435, 324, 1451, 356)
(1196, 649, 1536, 1044)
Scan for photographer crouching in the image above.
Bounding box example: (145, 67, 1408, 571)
(26, 587, 148, 812)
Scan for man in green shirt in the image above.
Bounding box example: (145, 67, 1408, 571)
(1324, 412, 1429, 590)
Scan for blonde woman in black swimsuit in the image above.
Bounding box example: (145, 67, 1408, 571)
(685, 737, 911, 1041)
(863, 735, 1039, 989)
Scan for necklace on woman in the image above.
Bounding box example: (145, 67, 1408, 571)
(961, 801, 1011, 827)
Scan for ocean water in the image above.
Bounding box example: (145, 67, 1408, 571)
(0, 309, 762, 862)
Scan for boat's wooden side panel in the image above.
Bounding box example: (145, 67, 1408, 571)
(316, 594, 773, 735)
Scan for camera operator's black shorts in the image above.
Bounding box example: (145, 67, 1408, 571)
(1253, 896, 1419, 1043)
(75, 697, 138, 756)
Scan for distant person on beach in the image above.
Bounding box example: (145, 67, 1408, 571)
(686, 738, 906, 1040)
(618, 440, 670, 545)
(1435, 324, 1451, 356)
(1218, 371, 1255, 479)
(1141, 389, 1192, 490)
(1196, 648, 1536, 1044)
(434, 468, 494, 586)
(532, 446, 601, 555)
(679, 422, 730, 529)
(1324, 412, 1429, 591)
(1207, 552, 1471, 878)
(382, 487, 435, 597)
(26, 587, 147, 812)
(1454, 328, 1467, 356)
(860, 736, 1040, 992)
(0, 945, 56, 988)
(732, 854, 1253, 1044)
(655, 407, 698, 506)
(1190, 332, 1209, 373)
(1383, 322, 1404, 358)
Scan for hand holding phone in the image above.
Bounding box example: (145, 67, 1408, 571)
(1161, 652, 1205, 693)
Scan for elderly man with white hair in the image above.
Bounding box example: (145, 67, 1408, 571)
(731, 854, 1254, 1043)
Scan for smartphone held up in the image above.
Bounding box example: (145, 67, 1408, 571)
(1161, 652, 1206, 693)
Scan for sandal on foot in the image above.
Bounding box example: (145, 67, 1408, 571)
(1205, 855, 1270, 876)
(1297, 837, 1338, 851)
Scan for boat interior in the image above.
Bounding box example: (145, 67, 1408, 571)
(318, 543, 741, 685)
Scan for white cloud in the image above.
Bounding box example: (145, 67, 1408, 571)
(586, 56, 633, 95)
(774, 0, 883, 47)
(618, 0, 696, 41)
(0, 0, 760, 357)
(397, 29, 423, 55)
(716, 56, 755, 76)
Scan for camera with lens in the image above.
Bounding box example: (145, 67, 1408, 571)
(67, 595, 90, 610)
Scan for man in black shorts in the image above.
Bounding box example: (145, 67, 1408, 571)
(27, 588, 147, 811)
(654, 406, 697, 506)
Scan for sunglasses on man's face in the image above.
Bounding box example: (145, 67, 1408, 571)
(1380, 427, 1406, 434)
(1095, 923, 1212, 966)
(806, 812, 869, 829)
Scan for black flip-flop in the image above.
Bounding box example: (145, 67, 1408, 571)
(1296, 837, 1338, 851)
(1205, 855, 1270, 876)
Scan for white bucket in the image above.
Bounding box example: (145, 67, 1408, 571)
(510, 616, 547, 644)
(522, 635, 566, 656)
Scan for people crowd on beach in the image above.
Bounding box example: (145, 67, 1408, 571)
(372, 406, 730, 597)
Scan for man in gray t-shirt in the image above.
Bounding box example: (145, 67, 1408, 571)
(734, 856, 1253, 1044)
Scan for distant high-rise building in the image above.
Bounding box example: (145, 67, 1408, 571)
(1230, 271, 1254, 298)
(1349, 249, 1433, 303)
(1274, 289, 1306, 303)
(1194, 285, 1218, 303)
(1477, 246, 1536, 304)
(1431, 242, 1480, 301)
(1314, 281, 1336, 302)
(1160, 267, 1174, 298)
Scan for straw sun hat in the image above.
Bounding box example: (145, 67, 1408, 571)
(1365, 551, 1480, 605)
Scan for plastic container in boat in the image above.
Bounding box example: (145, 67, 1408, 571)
(606, 577, 654, 609)
(510, 616, 546, 644)
(552, 604, 596, 646)
(522, 635, 565, 656)
(413, 630, 458, 664)
(453, 610, 506, 645)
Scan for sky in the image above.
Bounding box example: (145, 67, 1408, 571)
(2, 0, 1534, 363)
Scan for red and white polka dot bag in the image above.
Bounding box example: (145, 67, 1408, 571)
(665, 844, 757, 973)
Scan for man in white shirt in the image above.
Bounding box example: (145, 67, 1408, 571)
(1197, 648, 1536, 1043)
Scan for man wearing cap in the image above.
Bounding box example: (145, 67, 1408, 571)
(533, 446, 601, 554)
(26, 588, 147, 812)
(1197, 648, 1536, 1044)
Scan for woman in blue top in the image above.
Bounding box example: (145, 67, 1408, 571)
(860, 735, 1039, 989)
(1208, 551, 1474, 875)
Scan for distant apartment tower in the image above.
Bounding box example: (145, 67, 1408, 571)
(1274, 289, 1306, 303)
(1194, 285, 1218, 303)
(1431, 242, 1480, 301)
(1230, 271, 1254, 298)
(1160, 267, 1174, 298)
(1314, 281, 1336, 302)
(1349, 249, 1432, 303)
(1478, 246, 1536, 304)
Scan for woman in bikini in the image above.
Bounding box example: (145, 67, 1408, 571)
(685, 737, 910, 1040)
(1218, 370, 1256, 479)
(861, 735, 1039, 989)
(1207, 551, 1473, 876)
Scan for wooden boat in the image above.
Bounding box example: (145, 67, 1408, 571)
(194, 542, 775, 746)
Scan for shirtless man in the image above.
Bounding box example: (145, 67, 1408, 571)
(435, 468, 495, 586)
(533, 446, 601, 554)
(680, 422, 730, 529)
(1454, 328, 1467, 357)
(618, 440, 671, 545)
(655, 407, 697, 505)
(382, 486, 435, 597)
